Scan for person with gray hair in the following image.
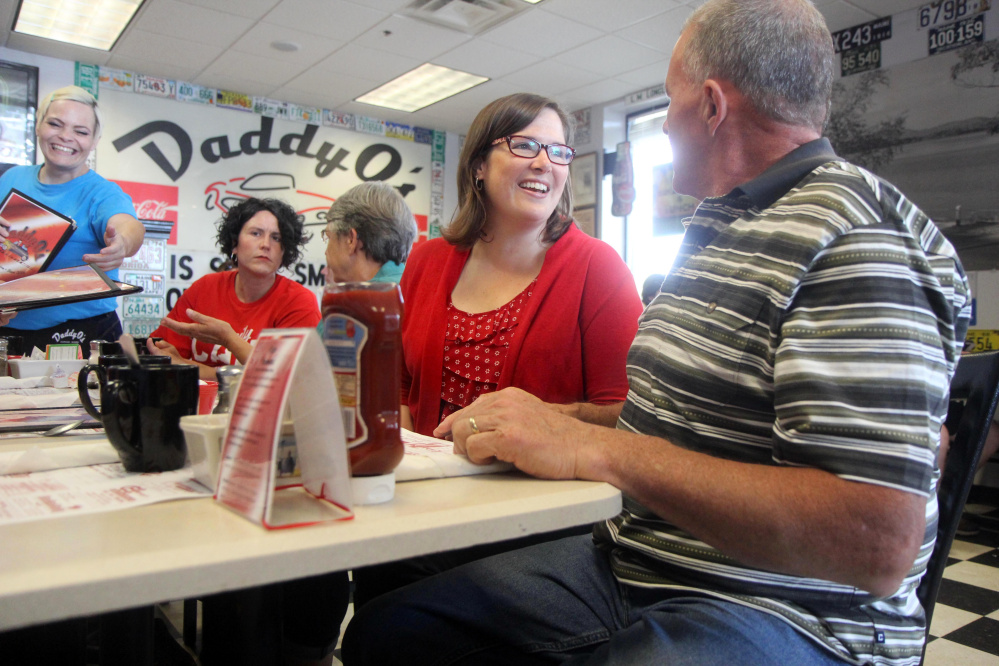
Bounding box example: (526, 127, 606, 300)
(322, 181, 417, 283)
(0, 85, 145, 356)
(342, 1, 969, 664)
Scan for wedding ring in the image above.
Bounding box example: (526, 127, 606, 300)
(468, 416, 480, 435)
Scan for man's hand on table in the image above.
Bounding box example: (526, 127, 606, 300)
(434, 388, 589, 480)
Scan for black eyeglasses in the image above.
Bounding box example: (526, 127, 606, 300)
(491, 135, 575, 165)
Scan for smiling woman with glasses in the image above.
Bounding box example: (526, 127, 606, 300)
(348, 92, 644, 610)
(492, 135, 576, 165)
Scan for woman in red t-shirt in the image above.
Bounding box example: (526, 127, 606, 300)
(149, 198, 319, 380)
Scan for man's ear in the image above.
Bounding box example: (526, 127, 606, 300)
(703, 79, 728, 136)
(347, 228, 361, 256)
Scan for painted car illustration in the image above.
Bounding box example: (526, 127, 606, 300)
(203, 172, 336, 225)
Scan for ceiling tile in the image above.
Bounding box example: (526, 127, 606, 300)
(104, 55, 201, 84)
(229, 21, 341, 68)
(114, 29, 225, 70)
(281, 69, 379, 105)
(201, 49, 308, 87)
(845, 0, 929, 17)
(555, 35, 663, 77)
(541, 0, 682, 32)
(271, 77, 374, 110)
(4, 33, 113, 66)
(479, 10, 604, 58)
(615, 59, 668, 87)
(561, 77, 640, 108)
(432, 40, 536, 79)
(500, 59, 602, 96)
(134, 0, 255, 46)
(815, 2, 879, 32)
(178, 0, 282, 19)
(343, 0, 411, 11)
(192, 72, 275, 97)
(314, 43, 421, 81)
(617, 5, 691, 54)
(353, 15, 472, 61)
(263, 0, 389, 41)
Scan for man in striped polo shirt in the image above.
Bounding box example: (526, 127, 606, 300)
(342, 1, 971, 664)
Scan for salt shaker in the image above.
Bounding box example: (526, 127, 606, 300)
(213, 365, 244, 414)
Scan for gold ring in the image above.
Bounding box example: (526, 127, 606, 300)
(468, 416, 480, 435)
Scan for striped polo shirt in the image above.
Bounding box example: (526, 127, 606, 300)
(594, 139, 971, 665)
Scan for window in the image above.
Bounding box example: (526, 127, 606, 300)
(622, 105, 694, 291)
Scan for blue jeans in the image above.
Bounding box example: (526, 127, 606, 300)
(341, 535, 851, 665)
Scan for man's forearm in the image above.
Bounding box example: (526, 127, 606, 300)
(551, 401, 622, 427)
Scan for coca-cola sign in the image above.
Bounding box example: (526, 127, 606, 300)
(112, 180, 179, 243)
(134, 199, 172, 220)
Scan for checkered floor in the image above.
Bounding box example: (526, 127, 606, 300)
(924, 502, 999, 665)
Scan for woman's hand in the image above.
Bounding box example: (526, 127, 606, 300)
(0, 310, 15, 326)
(159, 309, 253, 364)
(147, 337, 185, 363)
(82, 214, 145, 271)
(160, 309, 237, 347)
(147, 337, 220, 381)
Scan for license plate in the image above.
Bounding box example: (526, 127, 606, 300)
(123, 319, 161, 338)
(919, 0, 988, 29)
(122, 272, 164, 296)
(122, 296, 165, 319)
(964, 329, 999, 353)
(121, 238, 167, 272)
(928, 14, 985, 55)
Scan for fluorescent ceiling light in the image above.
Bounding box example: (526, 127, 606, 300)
(14, 0, 144, 51)
(521, 0, 544, 3)
(356, 63, 488, 113)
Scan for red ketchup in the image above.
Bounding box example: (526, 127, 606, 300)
(321, 281, 404, 479)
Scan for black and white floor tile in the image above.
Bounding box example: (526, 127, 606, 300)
(924, 502, 999, 666)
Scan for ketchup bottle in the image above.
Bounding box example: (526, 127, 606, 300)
(321, 282, 404, 501)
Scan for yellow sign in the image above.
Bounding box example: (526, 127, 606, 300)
(965, 329, 999, 353)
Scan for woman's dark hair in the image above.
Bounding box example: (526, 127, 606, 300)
(443, 93, 574, 248)
(215, 198, 311, 269)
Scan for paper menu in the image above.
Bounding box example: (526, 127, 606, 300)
(215, 328, 352, 529)
(0, 189, 77, 280)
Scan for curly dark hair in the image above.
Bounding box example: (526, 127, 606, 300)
(215, 198, 311, 269)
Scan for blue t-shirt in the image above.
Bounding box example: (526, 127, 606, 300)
(0, 165, 136, 329)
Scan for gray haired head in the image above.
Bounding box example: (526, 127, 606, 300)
(681, 0, 835, 132)
(325, 182, 418, 265)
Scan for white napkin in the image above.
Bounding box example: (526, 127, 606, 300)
(0, 441, 119, 475)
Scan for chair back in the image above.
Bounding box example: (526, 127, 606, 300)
(917, 350, 999, 633)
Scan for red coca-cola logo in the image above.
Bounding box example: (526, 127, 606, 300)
(134, 199, 171, 220)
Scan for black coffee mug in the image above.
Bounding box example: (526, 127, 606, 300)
(81, 355, 171, 389)
(79, 364, 199, 473)
(97, 354, 171, 369)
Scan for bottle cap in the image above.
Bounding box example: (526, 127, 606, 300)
(350, 471, 395, 505)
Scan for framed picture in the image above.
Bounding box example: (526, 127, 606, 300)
(574, 206, 596, 238)
(0, 61, 39, 176)
(570, 151, 597, 208)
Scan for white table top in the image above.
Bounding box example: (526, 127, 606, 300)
(0, 434, 621, 631)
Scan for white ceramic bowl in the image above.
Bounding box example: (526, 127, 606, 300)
(9, 359, 88, 379)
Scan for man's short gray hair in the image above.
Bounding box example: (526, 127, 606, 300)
(326, 182, 418, 265)
(682, 0, 835, 131)
(36, 85, 103, 141)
